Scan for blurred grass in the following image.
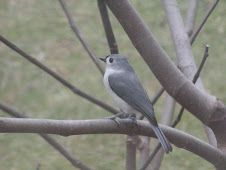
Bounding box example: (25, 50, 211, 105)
(0, 0, 225, 169)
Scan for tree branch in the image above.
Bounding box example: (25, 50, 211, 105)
(162, 0, 217, 146)
(142, 45, 212, 169)
(58, 0, 105, 75)
(190, 0, 219, 44)
(0, 35, 118, 114)
(0, 118, 225, 169)
(185, 0, 199, 36)
(0, 102, 91, 170)
(126, 136, 136, 170)
(97, 0, 119, 54)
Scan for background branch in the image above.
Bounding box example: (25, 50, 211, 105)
(0, 102, 91, 170)
(0, 35, 118, 114)
(126, 136, 136, 170)
(59, 0, 105, 75)
(190, 0, 219, 44)
(185, 0, 199, 36)
(0, 118, 225, 169)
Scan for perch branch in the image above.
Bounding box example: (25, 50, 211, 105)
(0, 102, 91, 170)
(0, 118, 225, 169)
(58, 0, 105, 75)
(0, 35, 118, 114)
(97, 0, 119, 54)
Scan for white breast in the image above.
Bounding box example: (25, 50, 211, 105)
(104, 68, 138, 114)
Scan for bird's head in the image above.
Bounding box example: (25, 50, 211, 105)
(99, 54, 130, 71)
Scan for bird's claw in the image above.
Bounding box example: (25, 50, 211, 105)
(127, 114, 138, 126)
(104, 116, 120, 127)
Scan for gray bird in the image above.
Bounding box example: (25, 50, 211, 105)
(99, 54, 172, 154)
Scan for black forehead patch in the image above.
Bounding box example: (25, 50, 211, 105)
(105, 55, 110, 59)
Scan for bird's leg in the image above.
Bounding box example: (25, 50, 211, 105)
(104, 111, 125, 127)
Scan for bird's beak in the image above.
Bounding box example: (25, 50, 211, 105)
(99, 57, 106, 62)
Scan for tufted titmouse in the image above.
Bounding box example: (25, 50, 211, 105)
(99, 54, 172, 154)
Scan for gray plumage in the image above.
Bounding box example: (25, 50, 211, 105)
(99, 54, 172, 154)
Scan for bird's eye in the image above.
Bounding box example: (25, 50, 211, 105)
(109, 58, 113, 63)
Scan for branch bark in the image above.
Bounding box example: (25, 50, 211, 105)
(126, 136, 136, 170)
(104, 0, 225, 149)
(0, 102, 91, 170)
(59, 0, 105, 75)
(0, 118, 225, 169)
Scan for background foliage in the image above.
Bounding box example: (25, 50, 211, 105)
(0, 0, 225, 169)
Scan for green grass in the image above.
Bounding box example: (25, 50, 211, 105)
(0, 0, 225, 169)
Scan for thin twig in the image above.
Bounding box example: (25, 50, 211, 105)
(172, 45, 209, 128)
(0, 102, 92, 170)
(140, 45, 210, 169)
(58, 0, 105, 75)
(140, 144, 162, 170)
(97, 0, 119, 54)
(0, 35, 118, 114)
(190, 0, 219, 44)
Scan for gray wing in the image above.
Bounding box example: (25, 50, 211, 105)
(108, 72, 158, 126)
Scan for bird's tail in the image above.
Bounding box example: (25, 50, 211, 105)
(152, 125, 173, 154)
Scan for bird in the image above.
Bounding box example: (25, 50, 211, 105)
(99, 54, 173, 154)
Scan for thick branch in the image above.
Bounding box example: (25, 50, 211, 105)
(97, 0, 119, 54)
(105, 0, 225, 129)
(0, 35, 118, 114)
(58, 0, 105, 75)
(0, 102, 91, 170)
(0, 118, 225, 169)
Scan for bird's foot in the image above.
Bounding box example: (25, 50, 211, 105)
(104, 111, 125, 127)
(127, 114, 138, 127)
